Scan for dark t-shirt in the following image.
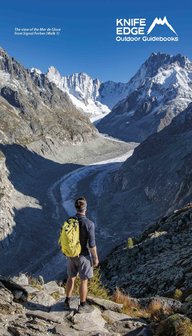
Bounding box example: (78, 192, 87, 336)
(76, 213, 96, 256)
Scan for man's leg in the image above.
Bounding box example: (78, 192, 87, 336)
(79, 279, 88, 304)
(65, 257, 78, 307)
(66, 276, 76, 298)
(77, 255, 93, 312)
(64, 276, 76, 308)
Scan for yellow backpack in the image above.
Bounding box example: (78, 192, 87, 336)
(58, 217, 81, 257)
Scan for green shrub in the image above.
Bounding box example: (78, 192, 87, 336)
(51, 292, 61, 300)
(127, 237, 134, 249)
(174, 288, 183, 301)
(88, 268, 109, 299)
(177, 319, 192, 336)
(155, 314, 192, 336)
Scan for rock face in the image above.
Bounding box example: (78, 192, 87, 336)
(0, 47, 97, 146)
(97, 52, 192, 142)
(46, 68, 134, 120)
(0, 47, 99, 275)
(46, 68, 111, 119)
(101, 204, 192, 298)
(99, 80, 131, 109)
(0, 151, 15, 243)
(0, 276, 150, 336)
(97, 102, 192, 236)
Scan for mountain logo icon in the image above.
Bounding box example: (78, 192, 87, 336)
(147, 16, 177, 35)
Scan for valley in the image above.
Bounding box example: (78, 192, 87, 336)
(0, 133, 134, 280)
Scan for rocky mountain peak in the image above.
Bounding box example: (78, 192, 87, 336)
(30, 67, 42, 76)
(143, 52, 191, 76)
(97, 52, 192, 142)
(46, 66, 62, 83)
(0, 47, 9, 58)
(45, 68, 110, 118)
(172, 53, 190, 67)
(0, 48, 97, 146)
(146, 51, 172, 65)
(63, 72, 101, 101)
(0, 47, 27, 82)
(127, 52, 191, 88)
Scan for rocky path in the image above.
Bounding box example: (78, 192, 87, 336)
(0, 274, 152, 336)
(2, 273, 192, 336)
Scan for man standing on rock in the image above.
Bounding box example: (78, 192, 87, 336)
(64, 196, 99, 312)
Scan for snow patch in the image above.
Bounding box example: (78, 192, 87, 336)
(46, 68, 111, 118)
(31, 68, 42, 75)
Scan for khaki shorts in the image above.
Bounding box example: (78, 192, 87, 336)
(67, 254, 93, 280)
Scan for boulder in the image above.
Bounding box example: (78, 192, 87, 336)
(72, 307, 108, 333)
(0, 287, 23, 315)
(137, 296, 182, 312)
(26, 309, 64, 323)
(102, 309, 131, 323)
(50, 299, 75, 320)
(37, 275, 44, 285)
(105, 317, 148, 335)
(12, 274, 29, 286)
(154, 313, 192, 336)
(44, 280, 65, 296)
(87, 296, 123, 312)
(0, 325, 12, 336)
(0, 278, 28, 301)
(12, 290, 25, 300)
(23, 285, 40, 295)
(30, 290, 56, 307)
(8, 314, 52, 336)
(53, 323, 79, 336)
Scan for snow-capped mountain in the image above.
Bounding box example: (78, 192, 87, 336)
(0, 47, 97, 145)
(97, 52, 192, 142)
(46, 68, 110, 120)
(46, 67, 133, 121)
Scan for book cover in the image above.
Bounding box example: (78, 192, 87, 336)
(0, 1, 192, 334)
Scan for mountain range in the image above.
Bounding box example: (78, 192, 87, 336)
(97, 52, 192, 142)
(29, 52, 192, 140)
(1, 46, 192, 284)
(0, 47, 97, 146)
(45, 67, 132, 121)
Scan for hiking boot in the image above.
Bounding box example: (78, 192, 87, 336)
(63, 300, 70, 310)
(77, 302, 94, 314)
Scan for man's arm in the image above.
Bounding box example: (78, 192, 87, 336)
(90, 246, 99, 267)
(88, 221, 99, 267)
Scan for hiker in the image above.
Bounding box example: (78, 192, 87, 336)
(59, 196, 99, 312)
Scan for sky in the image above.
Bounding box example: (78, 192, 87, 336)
(0, 0, 191, 82)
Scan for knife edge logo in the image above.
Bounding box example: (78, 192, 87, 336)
(147, 16, 178, 36)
